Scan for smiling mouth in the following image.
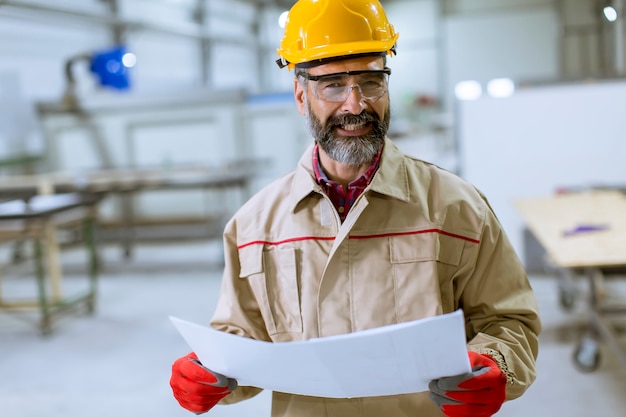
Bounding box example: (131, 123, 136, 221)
(335, 122, 372, 136)
(343, 122, 367, 131)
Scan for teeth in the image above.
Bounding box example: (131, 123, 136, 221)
(342, 123, 365, 131)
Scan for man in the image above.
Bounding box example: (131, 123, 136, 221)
(170, 1, 541, 416)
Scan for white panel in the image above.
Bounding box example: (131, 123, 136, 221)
(458, 81, 626, 262)
(211, 44, 258, 91)
(131, 121, 221, 167)
(119, 0, 195, 25)
(386, 0, 439, 41)
(206, 16, 253, 40)
(127, 32, 201, 92)
(208, 0, 256, 20)
(205, 0, 255, 40)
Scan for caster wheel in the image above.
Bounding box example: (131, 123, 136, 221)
(558, 288, 576, 311)
(85, 296, 96, 315)
(573, 336, 601, 373)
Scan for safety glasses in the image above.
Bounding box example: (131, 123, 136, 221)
(298, 68, 391, 103)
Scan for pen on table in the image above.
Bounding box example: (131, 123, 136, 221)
(562, 224, 610, 237)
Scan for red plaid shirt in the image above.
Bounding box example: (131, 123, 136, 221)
(312, 144, 382, 222)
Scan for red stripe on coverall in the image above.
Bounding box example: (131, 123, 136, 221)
(237, 229, 480, 250)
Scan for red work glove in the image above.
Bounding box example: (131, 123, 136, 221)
(170, 352, 237, 414)
(428, 351, 507, 417)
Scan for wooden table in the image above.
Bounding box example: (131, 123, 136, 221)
(514, 190, 626, 372)
(0, 193, 100, 335)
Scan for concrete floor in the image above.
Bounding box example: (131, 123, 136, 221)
(1, 240, 625, 417)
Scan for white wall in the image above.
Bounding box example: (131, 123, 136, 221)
(444, 8, 560, 110)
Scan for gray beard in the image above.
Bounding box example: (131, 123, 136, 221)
(305, 101, 390, 166)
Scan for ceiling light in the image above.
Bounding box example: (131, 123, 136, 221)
(278, 11, 289, 28)
(454, 81, 482, 101)
(604, 6, 618, 22)
(487, 78, 515, 98)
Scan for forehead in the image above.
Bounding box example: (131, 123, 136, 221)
(307, 55, 385, 76)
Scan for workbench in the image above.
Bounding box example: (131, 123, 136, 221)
(514, 190, 626, 372)
(0, 163, 257, 258)
(0, 192, 100, 335)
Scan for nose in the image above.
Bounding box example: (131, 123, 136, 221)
(340, 84, 367, 114)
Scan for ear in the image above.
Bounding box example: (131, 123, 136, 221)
(294, 77, 306, 116)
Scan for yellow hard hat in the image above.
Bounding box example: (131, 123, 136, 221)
(276, 0, 399, 70)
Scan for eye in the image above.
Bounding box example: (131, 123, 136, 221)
(318, 77, 347, 90)
(360, 73, 386, 86)
(361, 80, 383, 89)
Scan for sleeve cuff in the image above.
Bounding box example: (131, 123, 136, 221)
(477, 347, 516, 385)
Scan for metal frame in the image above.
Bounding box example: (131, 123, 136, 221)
(0, 193, 101, 335)
(552, 263, 626, 372)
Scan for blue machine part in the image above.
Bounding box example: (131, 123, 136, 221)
(89, 46, 135, 90)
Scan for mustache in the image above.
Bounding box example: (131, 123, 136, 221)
(326, 111, 379, 127)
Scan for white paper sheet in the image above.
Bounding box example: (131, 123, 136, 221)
(170, 310, 471, 398)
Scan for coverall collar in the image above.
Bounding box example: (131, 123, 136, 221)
(289, 137, 411, 214)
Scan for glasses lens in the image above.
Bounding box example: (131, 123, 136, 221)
(315, 75, 347, 101)
(312, 71, 388, 102)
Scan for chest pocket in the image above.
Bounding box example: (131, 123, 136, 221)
(388, 231, 465, 319)
(390, 231, 464, 266)
(239, 245, 303, 336)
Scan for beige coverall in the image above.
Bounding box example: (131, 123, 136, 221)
(211, 138, 541, 417)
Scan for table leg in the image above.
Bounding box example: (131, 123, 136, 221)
(44, 222, 63, 302)
(84, 216, 98, 313)
(33, 236, 52, 336)
(119, 191, 135, 260)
